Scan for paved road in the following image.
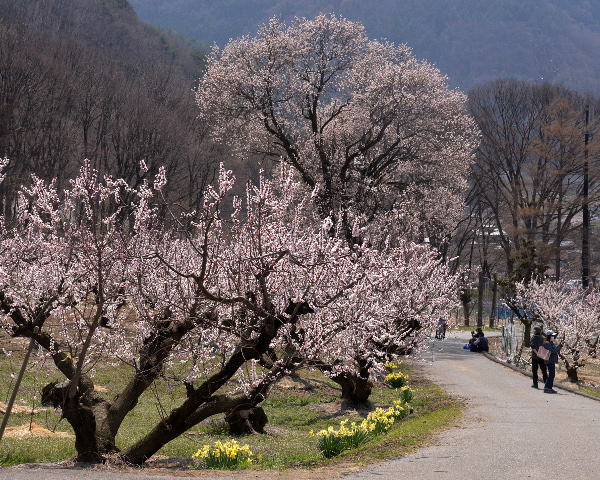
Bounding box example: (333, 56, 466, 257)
(345, 330, 600, 480)
(2, 330, 600, 480)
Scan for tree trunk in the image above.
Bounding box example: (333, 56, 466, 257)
(477, 271, 484, 328)
(522, 321, 532, 348)
(350, 375, 372, 404)
(336, 360, 372, 404)
(63, 399, 117, 462)
(309, 360, 372, 405)
(333, 372, 372, 404)
(225, 406, 268, 435)
(463, 300, 470, 327)
(42, 380, 118, 462)
(30, 310, 205, 463)
(563, 358, 579, 383)
(566, 366, 579, 383)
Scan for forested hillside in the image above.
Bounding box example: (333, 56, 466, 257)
(0, 0, 218, 219)
(130, 0, 600, 93)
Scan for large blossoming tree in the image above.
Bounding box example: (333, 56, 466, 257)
(0, 159, 457, 463)
(196, 12, 471, 400)
(197, 14, 478, 245)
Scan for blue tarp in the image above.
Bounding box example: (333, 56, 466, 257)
(494, 304, 522, 319)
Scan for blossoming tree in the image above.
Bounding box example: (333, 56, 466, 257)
(514, 281, 600, 382)
(197, 14, 478, 244)
(195, 13, 472, 401)
(298, 242, 459, 402)
(0, 159, 458, 463)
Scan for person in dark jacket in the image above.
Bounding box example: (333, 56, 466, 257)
(471, 331, 489, 352)
(530, 325, 548, 389)
(542, 330, 563, 393)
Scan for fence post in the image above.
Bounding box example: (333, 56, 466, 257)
(0, 338, 35, 444)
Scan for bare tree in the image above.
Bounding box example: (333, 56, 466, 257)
(0, 2, 217, 221)
(467, 79, 600, 276)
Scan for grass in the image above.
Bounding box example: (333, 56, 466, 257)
(0, 452, 39, 467)
(0, 351, 464, 472)
(579, 386, 600, 399)
(0, 437, 76, 466)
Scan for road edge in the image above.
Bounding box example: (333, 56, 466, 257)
(481, 351, 600, 402)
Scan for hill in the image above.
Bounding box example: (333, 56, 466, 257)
(0, 0, 218, 216)
(129, 0, 600, 94)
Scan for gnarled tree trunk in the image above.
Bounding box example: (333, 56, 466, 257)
(310, 360, 373, 405)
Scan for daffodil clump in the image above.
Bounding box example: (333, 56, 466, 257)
(192, 439, 256, 469)
(385, 371, 408, 388)
(399, 385, 414, 403)
(366, 407, 397, 434)
(390, 399, 411, 420)
(311, 395, 414, 458)
(384, 361, 401, 372)
(311, 419, 370, 458)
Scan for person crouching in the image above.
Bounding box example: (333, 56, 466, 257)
(471, 331, 489, 352)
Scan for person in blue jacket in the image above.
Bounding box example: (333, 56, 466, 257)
(543, 330, 563, 394)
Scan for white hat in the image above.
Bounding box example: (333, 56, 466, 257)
(545, 329, 556, 336)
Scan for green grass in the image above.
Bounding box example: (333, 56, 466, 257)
(0, 353, 464, 472)
(579, 386, 600, 399)
(0, 437, 76, 466)
(0, 452, 39, 467)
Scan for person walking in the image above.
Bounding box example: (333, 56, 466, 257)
(542, 330, 562, 394)
(530, 326, 548, 389)
(436, 319, 446, 339)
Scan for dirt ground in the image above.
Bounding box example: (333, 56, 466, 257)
(44, 457, 363, 479)
(1, 422, 73, 439)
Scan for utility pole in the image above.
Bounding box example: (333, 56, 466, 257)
(582, 106, 590, 290)
(477, 270, 484, 328)
(489, 274, 497, 329)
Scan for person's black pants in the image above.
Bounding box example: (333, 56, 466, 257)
(545, 363, 556, 390)
(532, 357, 547, 386)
